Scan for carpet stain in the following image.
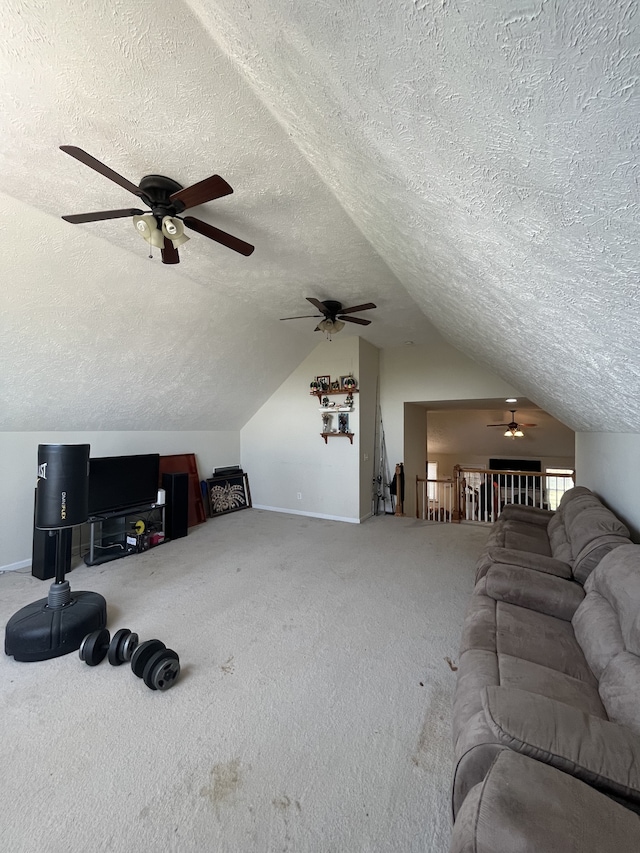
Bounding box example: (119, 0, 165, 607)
(272, 794, 301, 812)
(201, 758, 243, 807)
(412, 683, 450, 770)
(272, 794, 301, 852)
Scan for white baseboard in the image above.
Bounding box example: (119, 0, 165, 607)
(252, 505, 361, 524)
(0, 558, 31, 573)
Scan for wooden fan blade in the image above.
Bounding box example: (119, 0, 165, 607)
(62, 208, 144, 224)
(170, 175, 233, 211)
(60, 146, 143, 197)
(161, 237, 180, 264)
(183, 216, 254, 256)
(487, 423, 509, 427)
(340, 315, 371, 325)
(306, 297, 327, 313)
(520, 423, 537, 427)
(280, 314, 322, 320)
(339, 302, 377, 314)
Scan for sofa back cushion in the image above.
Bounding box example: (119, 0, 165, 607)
(547, 512, 572, 564)
(562, 495, 630, 582)
(573, 544, 640, 735)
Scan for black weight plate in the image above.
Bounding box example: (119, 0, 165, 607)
(121, 631, 139, 662)
(142, 648, 180, 691)
(108, 628, 130, 666)
(130, 639, 165, 678)
(149, 657, 181, 692)
(79, 628, 110, 666)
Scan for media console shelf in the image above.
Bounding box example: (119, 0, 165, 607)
(84, 501, 165, 566)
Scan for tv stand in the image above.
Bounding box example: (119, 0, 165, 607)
(84, 502, 165, 567)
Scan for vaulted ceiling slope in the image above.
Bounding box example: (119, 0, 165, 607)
(1, 1, 638, 432)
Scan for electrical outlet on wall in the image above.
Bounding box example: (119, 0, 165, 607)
(297, 492, 302, 500)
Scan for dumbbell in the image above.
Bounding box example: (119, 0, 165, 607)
(79, 629, 180, 691)
(79, 627, 138, 667)
(130, 639, 181, 692)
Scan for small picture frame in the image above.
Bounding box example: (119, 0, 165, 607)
(316, 375, 330, 391)
(341, 375, 357, 390)
(330, 380, 341, 391)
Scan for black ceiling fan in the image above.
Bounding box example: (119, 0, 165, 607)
(280, 298, 377, 333)
(59, 146, 254, 264)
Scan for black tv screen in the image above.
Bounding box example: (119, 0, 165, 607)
(88, 454, 160, 516)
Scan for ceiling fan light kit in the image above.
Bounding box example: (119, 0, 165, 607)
(504, 428, 524, 438)
(59, 146, 254, 264)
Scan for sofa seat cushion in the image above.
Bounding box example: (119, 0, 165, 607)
(450, 749, 640, 853)
(460, 595, 598, 682)
(498, 655, 606, 718)
(497, 601, 598, 683)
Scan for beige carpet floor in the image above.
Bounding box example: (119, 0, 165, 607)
(0, 510, 487, 853)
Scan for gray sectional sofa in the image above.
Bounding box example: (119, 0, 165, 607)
(450, 487, 640, 852)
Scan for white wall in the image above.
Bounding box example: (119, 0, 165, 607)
(576, 432, 640, 541)
(358, 339, 380, 520)
(241, 337, 367, 522)
(403, 403, 428, 517)
(380, 341, 519, 514)
(0, 431, 239, 570)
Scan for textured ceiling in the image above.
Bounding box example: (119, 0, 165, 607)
(1, 1, 638, 431)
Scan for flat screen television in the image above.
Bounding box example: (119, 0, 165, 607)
(489, 458, 542, 472)
(88, 453, 160, 517)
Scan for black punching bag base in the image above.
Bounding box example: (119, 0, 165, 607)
(5, 589, 107, 662)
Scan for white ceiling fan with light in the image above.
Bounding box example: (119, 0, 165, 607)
(487, 409, 537, 438)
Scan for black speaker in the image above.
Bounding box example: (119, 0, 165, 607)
(35, 444, 90, 529)
(162, 472, 188, 540)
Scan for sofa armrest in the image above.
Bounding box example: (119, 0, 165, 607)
(482, 686, 640, 806)
(484, 564, 585, 621)
(498, 504, 554, 525)
(450, 749, 640, 853)
(476, 546, 572, 582)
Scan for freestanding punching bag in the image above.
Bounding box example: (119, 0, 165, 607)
(5, 444, 107, 662)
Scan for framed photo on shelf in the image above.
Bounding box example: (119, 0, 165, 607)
(340, 375, 357, 390)
(206, 472, 252, 518)
(330, 380, 341, 391)
(316, 375, 330, 391)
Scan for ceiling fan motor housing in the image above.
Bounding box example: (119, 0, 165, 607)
(320, 300, 342, 318)
(137, 175, 186, 219)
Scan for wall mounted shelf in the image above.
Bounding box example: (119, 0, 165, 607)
(321, 432, 354, 444)
(310, 388, 359, 399)
(311, 378, 357, 444)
